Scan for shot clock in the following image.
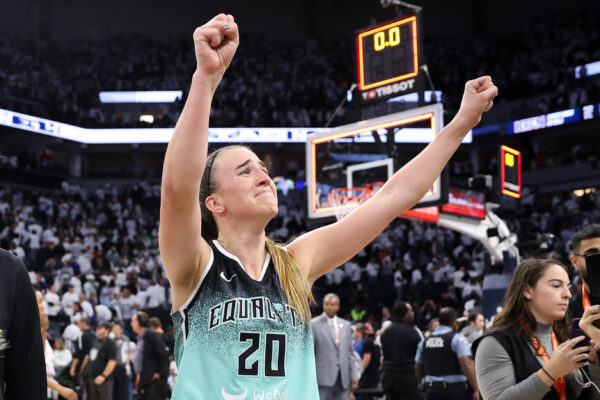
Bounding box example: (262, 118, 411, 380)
(356, 15, 419, 94)
(500, 145, 522, 198)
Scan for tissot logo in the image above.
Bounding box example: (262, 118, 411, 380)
(361, 78, 416, 101)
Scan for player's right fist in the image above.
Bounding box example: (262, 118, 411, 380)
(456, 76, 498, 129)
(193, 14, 239, 92)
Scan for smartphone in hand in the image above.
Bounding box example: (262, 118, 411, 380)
(570, 318, 591, 349)
(585, 253, 600, 328)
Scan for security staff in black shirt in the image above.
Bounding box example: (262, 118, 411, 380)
(415, 307, 479, 400)
(70, 316, 96, 379)
(380, 301, 424, 400)
(82, 322, 118, 400)
(0, 249, 46, 400)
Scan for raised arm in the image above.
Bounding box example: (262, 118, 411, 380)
(159, 14, 239, 309)
(288, 76, 498, 283)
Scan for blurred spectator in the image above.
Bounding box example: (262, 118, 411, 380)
(311, 293, 359, 399)
(35, 288, 78, 400)
(131, 311, 168, 400)
(356, 322, 381, 393)
(82, 322, 117, 400)
(52, 338, 73, 378)
(380, 302, 424, 400)
(70, 317, 95, 382)
(415, 308, 478, 400)
(111, 321, 133, 400)
(149, 317, 173, 357)
(460, 313, 485, 345)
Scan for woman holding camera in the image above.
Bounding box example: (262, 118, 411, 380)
(473, 258, 599, 400)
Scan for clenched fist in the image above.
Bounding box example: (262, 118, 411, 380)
(193, 14, 239, 92)
(456, 76, 499, 129)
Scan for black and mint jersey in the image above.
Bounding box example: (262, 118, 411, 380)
(171, 240, 319, 400)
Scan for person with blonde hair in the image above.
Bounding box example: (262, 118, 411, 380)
(160, 13, 498, 399)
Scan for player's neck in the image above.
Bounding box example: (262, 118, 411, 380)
(217, 228, 267, 279)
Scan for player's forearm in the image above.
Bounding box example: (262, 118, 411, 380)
(162, 72, 214, 196)
(376, 115, 472, 212)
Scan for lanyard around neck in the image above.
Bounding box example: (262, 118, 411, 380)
(522, 322, 567, 400)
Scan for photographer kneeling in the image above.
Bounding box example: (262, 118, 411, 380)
(473, 259, 596, 400)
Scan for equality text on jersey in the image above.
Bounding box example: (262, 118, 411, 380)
(208, 296, 300, 331)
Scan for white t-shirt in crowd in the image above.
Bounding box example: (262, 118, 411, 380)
(53, 348, 73, 370)
(146, 284, 166, 308)
(77, 255, 92, 275)
(62, 291, 79, 315)
(393, 269, 404, 288)
(411, 268, 423, 284)
(343, 261, 362, 283)
(366, 262, 379, 278)
(325, 269, 345, 286)
(45, 291, 61, 317)
(83, 281, 96, 298)
(69, 277, 82, 294)
(118, 294, 139, 320)
(95, 304, 113, 323)
(80, 300, 94, 318)
(28, 223, 43, 249)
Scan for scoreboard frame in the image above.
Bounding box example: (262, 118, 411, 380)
(356, 15, 419, 92)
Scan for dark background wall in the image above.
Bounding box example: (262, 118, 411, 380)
(1, 0, 595, 43)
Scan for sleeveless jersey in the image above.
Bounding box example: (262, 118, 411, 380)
(171, 240, 319, 400)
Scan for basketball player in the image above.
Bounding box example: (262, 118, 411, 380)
(159, 14, 498, 400)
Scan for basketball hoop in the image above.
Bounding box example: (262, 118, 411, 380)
(366, 181, 385, 194)
(328, 187, 373, 221)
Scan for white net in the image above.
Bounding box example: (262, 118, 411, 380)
(328, 187, 372, 221)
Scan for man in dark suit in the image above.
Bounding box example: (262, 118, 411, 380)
(311, 293, 360, 400)
(131, 311, 169, 400)
(0, 249, 46, 400)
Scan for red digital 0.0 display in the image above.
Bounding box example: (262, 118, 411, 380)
(441, 188, 486, 219)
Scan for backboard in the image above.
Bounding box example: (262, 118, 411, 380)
(306, 103, 452, 221)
